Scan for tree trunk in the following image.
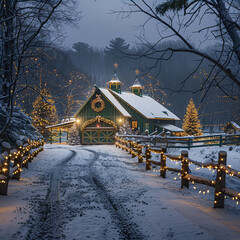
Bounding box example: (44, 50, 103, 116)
(217, 0, 240, 63)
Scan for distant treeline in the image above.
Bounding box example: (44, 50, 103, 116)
(17, 38, 240, 131)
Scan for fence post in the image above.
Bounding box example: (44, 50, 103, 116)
(131, 142, 136, 158)
(128, 141, 131, 153)
(187, 138, 191, 150)
(145, 145, 152, 170)
(181, 150, 189, 188)
(214, 151, 227, 208)
(153, 137, 157, 147)
(160, 147, 167, 178)
(59, 129, 62, 144)
(0, 142, 11, 195)
(11, 153, 22, 181)
(50, 128, 53, 144)
(219, 135, 222, 147)
(121, 138, 125, 150)
(128, 141, 132, 154)
(137, 144, 143, 163)
(118, 137, 121, 148)
(125, 140, 129, 152)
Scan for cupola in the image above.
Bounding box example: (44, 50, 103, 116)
(130, 70, 143, 97)
(107, 63, 123, 94)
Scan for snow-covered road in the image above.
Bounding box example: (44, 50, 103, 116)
(0, 144, 240, 240)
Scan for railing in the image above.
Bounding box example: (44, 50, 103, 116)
(116, 133, 240, 149)
(115, 137, 240, 208)
(48, 130, 69, 144)
(0, 139, 44, 195)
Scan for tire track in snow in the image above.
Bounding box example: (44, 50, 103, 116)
(26, 147, 144, 240)
(85, 149, 145, 240)
(26, 149, 76, 240)
(48, 150, 77, 239)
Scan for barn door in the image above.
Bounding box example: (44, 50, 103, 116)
(82, 127, 115, 144)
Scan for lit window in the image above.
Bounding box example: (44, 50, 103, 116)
(132, 121, 137, 128)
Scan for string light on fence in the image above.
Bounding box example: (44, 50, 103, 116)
(116, 136, 240, 207)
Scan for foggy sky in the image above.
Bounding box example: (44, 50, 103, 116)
(63, 0, 159, 49)
(63, 0, 216, 50)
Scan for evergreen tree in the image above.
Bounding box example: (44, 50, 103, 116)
(104, 38, 130, 77)
(1, 106, 39, 146)
(31, 89, 58, 138)
(104, 38, 130, 56)
(67, 123, 81, 145)
(182, 99, 202, 136)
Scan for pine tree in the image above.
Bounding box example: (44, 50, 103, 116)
(67, 123, 81, 145)
(182, 99, 202, 136)
(31, 89, 58, 138)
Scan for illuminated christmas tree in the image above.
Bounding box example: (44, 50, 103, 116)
(182, 99, 202, 136)
(31, 89, 58, 138)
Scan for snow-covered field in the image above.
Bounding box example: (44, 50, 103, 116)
(0, 144, 240, 240)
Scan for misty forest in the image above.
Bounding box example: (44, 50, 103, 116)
(0, 1, 240, 240)
(15, 23, 240, 134)
(19, 37, 240, 130)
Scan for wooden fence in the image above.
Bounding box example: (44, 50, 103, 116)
(0, 139, 44, 195)
(115, 137, 240, 208)
(116, 133, 240, 149)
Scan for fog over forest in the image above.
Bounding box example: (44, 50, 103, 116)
(17, 0, 239, 133)
(17, 38, 239, 132)
(1, 0, 239, 143)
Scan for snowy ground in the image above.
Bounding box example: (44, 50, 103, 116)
(0, 144, 240, 240)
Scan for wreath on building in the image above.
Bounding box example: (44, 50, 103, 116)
(91, 94, 105, 112)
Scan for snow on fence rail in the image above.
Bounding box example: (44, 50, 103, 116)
(0, 139, 44, 195)
(116, 133, 240, 149)
(115, 136, 240, 208)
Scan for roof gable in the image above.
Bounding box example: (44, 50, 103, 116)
(73, 90, 95, 118)
(73, 86, 131, 118)
(110, 90, 180, 120)
(230, 121, 240, 129)
(98, 87, 131, 117)
(223, 121, 240, 131)
(156, 123, 183, 132)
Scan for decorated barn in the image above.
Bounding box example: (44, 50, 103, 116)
(47, 69, 182, 144)
(223, 121, 240, 134)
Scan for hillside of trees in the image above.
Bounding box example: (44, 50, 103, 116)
(17, 38, 240, 132)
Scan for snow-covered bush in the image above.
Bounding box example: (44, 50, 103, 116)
(119, 121, 132, 135)
(0, 106, 40, 147)
(67, 123, 81, 145)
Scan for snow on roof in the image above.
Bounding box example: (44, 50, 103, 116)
(99, 88, 131, 118)
(130, 78, 142, 88)
(46, 120, 75, 129)
(110, 90, 180, 120)
(109, 72, 121, 83)
(230, 121, 240, 129)
(109, 79, 121, 83)
(156, 123, 183, 132)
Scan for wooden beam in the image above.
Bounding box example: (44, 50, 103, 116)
(184, 174, 215, 187)
(222, 188, 240, 200)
